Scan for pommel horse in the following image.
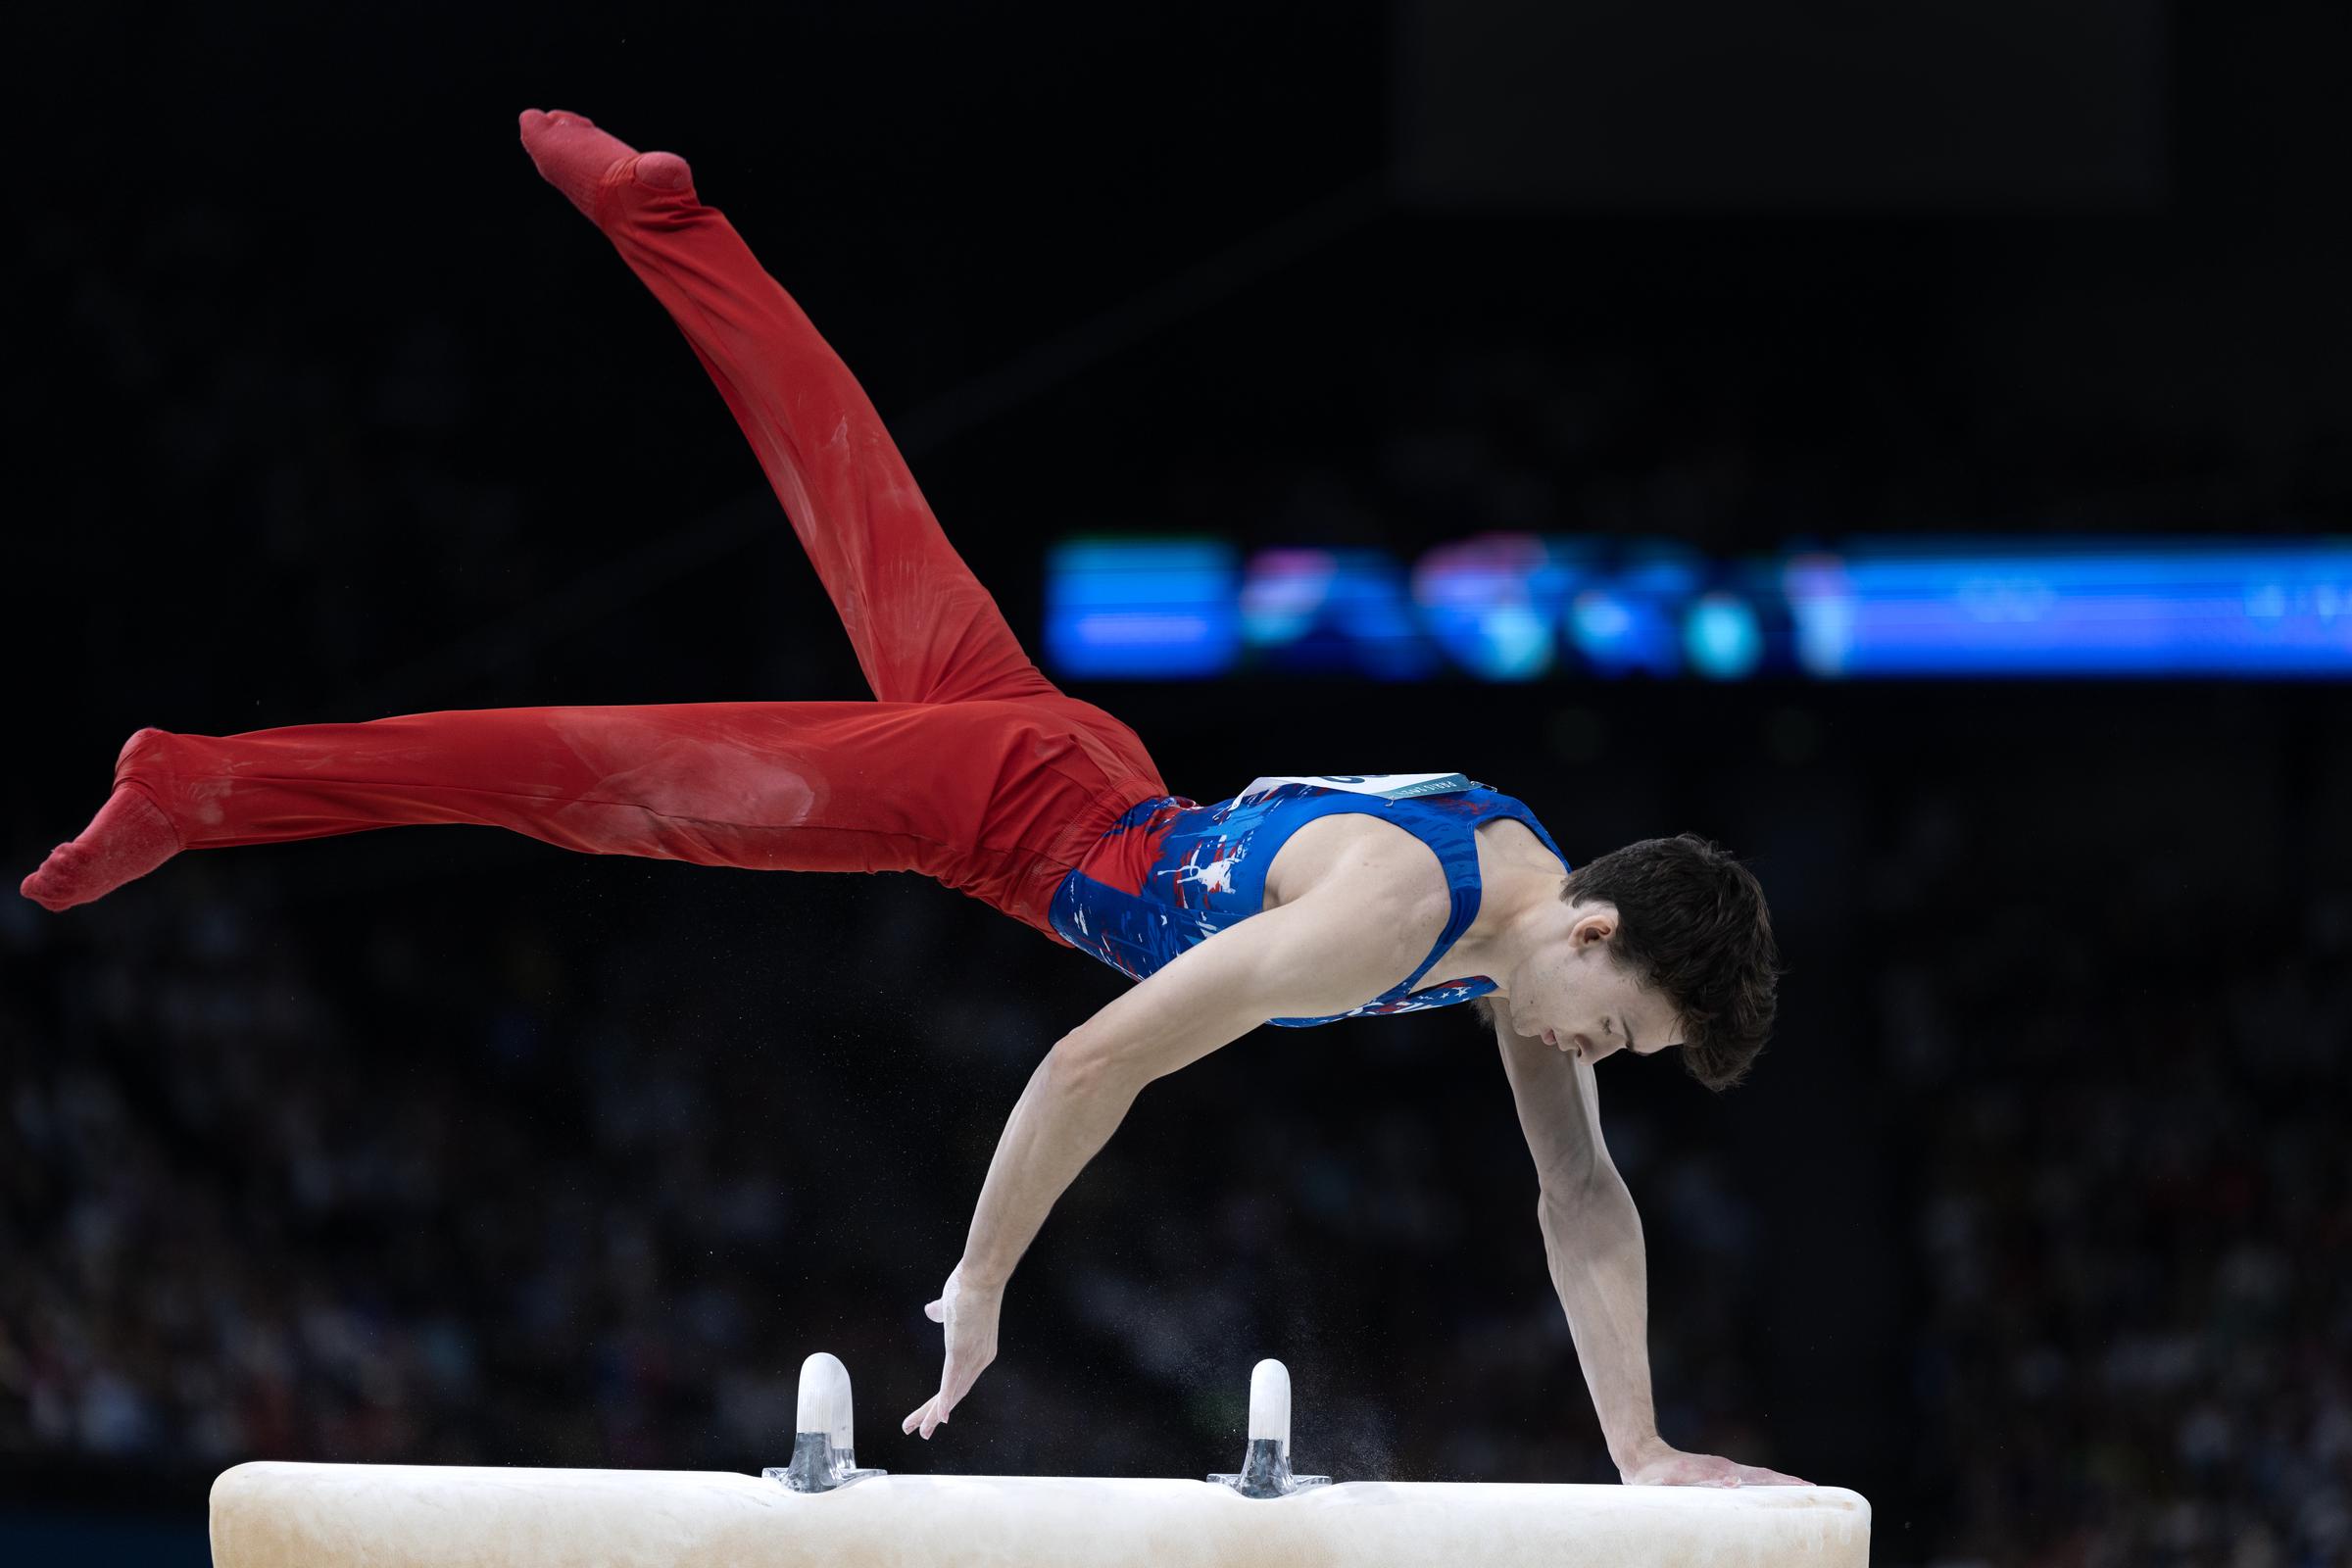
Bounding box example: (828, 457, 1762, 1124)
(211, 1353, 1872, 1567)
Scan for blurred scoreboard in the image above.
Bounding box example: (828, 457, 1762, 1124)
(1042, 535, 2352, 681)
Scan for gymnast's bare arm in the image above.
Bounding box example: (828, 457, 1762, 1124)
(1493, 1007, 1810, 1487)
(903, 874, 1445, 1439)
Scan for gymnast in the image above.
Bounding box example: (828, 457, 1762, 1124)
(21, 110, 1798, 1488)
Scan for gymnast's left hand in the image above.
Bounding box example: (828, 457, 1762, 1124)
(903, 1262, 1001, 1440)
(1619, 1442, 1810, 1488)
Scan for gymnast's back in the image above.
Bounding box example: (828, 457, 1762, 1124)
(1048, 774, 1571, 1026)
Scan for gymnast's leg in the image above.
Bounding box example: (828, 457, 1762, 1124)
(515, 108, 1055, 710)
(21, 703, 998, 911)
(512, 109, 1168, 875)
(20, 114, 1168, 913)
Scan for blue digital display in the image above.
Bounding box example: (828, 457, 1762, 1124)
(1239, 547, 1440, 679)
(1411, 534, 1581, 680)
(1783, 541, 2352, 677)
(1043, 537, 1241, 679)
(1685, 590, 1767, 680)
(1044, 534, 2352, 681)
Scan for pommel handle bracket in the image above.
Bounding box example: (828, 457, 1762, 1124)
(1207, 1359, 1333, 1498)
(763, 1351, 887, 1494)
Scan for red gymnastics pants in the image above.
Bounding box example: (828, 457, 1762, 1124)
(110, 153, 1170, 946)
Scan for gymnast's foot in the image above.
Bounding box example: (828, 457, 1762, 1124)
(517, 108, 692, 224)
(21, 780, 181, 912)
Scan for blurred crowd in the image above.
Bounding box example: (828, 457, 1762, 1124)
(1868, 765, 2352, 1568)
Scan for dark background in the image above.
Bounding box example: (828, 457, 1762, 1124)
(6, 3, 2349, 1564)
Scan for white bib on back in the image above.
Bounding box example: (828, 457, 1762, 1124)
(1236, 773, 1475, 803)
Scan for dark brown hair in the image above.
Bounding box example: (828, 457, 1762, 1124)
(1478, 833, 1784, 1092)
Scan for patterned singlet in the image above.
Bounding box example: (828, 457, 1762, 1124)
(1048, 773, 1572, 1027)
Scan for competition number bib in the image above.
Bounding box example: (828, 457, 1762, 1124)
(1238, 773, 1475, 803)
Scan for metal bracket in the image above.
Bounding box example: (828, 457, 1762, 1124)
(763, 1352, 887, 1494)
(1207, 1360, 1332, 1498)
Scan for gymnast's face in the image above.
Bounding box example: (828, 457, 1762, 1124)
(1506, 902, 1686, 1066)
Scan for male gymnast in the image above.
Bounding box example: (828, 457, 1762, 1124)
(22, 111, 1799, 1488)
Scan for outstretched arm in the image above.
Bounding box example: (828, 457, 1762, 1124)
(905, 887, 1441, 1439)
(1492, 1005, 1809, 1486)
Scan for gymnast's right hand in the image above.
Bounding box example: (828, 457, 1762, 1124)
(903, 1261, 1001, 1440)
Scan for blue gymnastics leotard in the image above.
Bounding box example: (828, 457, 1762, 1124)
(1049, 774, 1571, 1027)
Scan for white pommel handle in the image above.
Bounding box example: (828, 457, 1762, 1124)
(768, 1350, 886, 1492)
(796, 1351, 855, 1448)
(1207, 1356, 1327, 1495)
(1247, 1359, 1292, 1452)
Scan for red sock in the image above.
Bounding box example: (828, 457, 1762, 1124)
(517, 108, 691, 226)
(21, 784, 181, 912)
